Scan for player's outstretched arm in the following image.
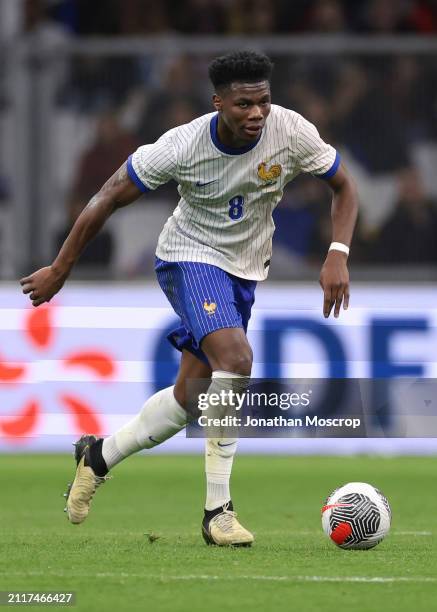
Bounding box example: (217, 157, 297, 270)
(20, 162, 142, 307)
(319, 162, 358, 319)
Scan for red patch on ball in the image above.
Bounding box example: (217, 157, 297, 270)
(330, 522, 352, 544)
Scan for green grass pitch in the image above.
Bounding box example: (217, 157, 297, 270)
(1, 454, 436, 611)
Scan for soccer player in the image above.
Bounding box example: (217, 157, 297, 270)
(20, 51, 358, 546)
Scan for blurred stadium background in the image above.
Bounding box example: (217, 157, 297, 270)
(1, 0, 437, 455)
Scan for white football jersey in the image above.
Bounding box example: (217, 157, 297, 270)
(128, 104, 339, 280)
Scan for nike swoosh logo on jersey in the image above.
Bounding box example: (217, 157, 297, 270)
(196, 179, 217, 187)
(217, 441, 236, 447)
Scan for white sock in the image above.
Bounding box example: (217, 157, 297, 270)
(205, 438, 236, 510)
(205, 370, 249, 510)
(102, 385, 188, 470)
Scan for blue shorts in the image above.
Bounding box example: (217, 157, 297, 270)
(155, 257, 257, 365)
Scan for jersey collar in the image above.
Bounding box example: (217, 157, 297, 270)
(210, 113, 263, 155)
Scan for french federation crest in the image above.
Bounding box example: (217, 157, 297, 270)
(258, 161, 282, 186)
(203, 300, 217, 315)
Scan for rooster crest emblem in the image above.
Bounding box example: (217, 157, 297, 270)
(257, 161, 282, 185)
(203, 300, 217, 315)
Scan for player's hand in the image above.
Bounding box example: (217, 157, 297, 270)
(20, 266, 68, 307)
(319, 251, 349, 318)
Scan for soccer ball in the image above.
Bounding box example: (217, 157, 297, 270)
(321, 482, 391, 550)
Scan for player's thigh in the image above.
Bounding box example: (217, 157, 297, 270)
(201, 327, 253, 375)
(174, 349, 212, 408)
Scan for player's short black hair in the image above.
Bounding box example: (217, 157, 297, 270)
(208, 51, 274, 92)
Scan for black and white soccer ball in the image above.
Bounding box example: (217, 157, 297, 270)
(321, 482, 391, 550)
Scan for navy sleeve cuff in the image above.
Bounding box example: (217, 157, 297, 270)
(127, 155, 151, 193)
(316, 151, 341, 180)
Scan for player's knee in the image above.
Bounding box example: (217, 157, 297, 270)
(202, 329, 253, 375)
(215, 344, 253, 376)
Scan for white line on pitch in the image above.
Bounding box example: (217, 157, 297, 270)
(2, 571, 436, 583)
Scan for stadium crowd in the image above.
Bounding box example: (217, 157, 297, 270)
(15, 0, 437, 36)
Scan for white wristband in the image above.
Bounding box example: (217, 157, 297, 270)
(329, 242, 350, 256)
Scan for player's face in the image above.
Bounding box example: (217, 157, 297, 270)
(213, 81, 271, 145)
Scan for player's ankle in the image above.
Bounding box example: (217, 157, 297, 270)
(88, 438, 109, 477)
(204, 500, 233, 520)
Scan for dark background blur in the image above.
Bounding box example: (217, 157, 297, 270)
(1, 0, 437, 280)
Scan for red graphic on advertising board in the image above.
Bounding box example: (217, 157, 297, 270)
(0, 305, 115, 442)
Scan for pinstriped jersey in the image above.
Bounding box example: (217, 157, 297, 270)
(128, 104, 339, 281)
